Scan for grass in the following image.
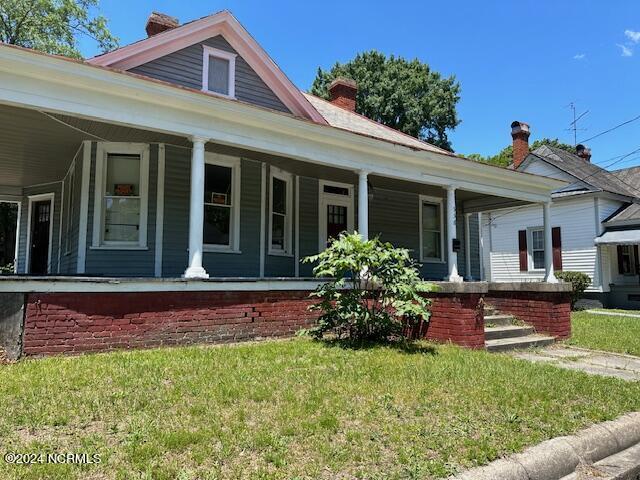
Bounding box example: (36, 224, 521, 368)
(588, 308, 640, 315)
(567, 311, 640, 356)
(1, 339, 640, 479)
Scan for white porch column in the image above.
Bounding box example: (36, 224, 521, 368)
(446, 186, 463, 282)
(358, 170, 369, 240)
(543, 201, 558, 283)
(184, 136, 209, 279)
(478, 212, 485, 281)
(464, 212, 473, 281)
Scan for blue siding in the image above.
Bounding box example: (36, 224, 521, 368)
(84, 142, 158, 277)
(59, 156, 83, 274)
(129, 35, 290, 114)
(298, 177, 319, 277)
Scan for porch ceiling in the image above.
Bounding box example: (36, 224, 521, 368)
(0, 104, 187, 189)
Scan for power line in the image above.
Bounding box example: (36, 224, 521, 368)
(579, 113, 640, 144)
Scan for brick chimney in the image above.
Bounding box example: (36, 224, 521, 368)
(145, 12, 179, 37)
(328, 78, 357, 112)
(576, 144, 592, 162)
(511, 121, 531, 169)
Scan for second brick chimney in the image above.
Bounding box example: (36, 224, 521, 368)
(328, 78, 357, 112)
(511, 121, 531, 169)
(145, 12, 179, 37)
(576, 144, 592, 162)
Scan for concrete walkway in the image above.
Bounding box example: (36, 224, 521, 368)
(512, 346, 640, 381)
(585, 309, 640, 318)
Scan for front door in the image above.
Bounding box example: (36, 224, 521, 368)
(29, 200, 52, 274)
(319, 181, 354, 249)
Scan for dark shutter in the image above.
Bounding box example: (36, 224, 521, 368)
(634, 245, 639, 275)
(518, 230, 528, 271)
(552, 227, 562, 271)
(618, 245, 625, 274)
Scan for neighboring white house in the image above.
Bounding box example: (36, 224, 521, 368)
(482, 121, 640, 308)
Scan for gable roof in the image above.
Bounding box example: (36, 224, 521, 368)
(528, 145, 639, 198)
(88, 11, 326, 124)
(303, 93, 453, 155)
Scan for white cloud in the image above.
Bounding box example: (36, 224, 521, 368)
(625, 29, 640, 43)
(573, 53, 586, 60)
(617, 43, 633, 57)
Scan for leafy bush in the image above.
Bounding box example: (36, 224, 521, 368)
(556, 271, 591, 309)
(303, 232, 438, 341)
(0, 263, 14, 275)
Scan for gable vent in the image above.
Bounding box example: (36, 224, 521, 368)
(145, 12, 179, 37)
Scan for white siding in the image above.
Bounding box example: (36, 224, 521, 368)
(520, 159, 576, 182)
(598, 198, 623, 223)
(487, 196, 610, 289)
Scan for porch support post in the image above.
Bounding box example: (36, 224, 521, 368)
(358, 170, 369, 240)
(543, 201, 558, 283)
(478, 212, 485, 281)
(184, 136, 209, 279)
(464, 212, 473, 281)
(446, 185, 463, 282)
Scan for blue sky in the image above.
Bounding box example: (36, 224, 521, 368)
(84, 0, 640, 170)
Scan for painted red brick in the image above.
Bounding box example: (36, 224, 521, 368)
(485, 292, 571, 339)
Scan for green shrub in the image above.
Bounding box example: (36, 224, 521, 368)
(0, 263, 13, 275)
(302, 232, 438, 341)
(555, 271, 591, 309)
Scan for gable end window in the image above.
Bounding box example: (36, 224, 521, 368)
(419, 196, 444, 263)
(269, 168, 293, 255)
(92, 143, 150, 250)
(202, 45, 236, 98)
(204, 153, 241, 252)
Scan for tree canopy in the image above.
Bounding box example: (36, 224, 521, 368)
(465, 138, 575, 168)
(0, 0, 117, 59)
(310, 51, 461, 151)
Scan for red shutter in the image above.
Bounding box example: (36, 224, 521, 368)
(518, 230, 528, 271)
(552, 227, 562, 271)
(618, 245, 625, 274)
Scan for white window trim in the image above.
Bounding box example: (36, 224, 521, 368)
(318, 180, 354, 251)
(268, 167, 293, 256)
(92, 142, 150, 250)
(203, 152, 241, 253)
(25, 192, 55, 274)
(201, 45, 236, 99)
(418, 195, 445, 263)
(527, 226, 545, 272)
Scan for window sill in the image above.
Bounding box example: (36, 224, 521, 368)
(90, 245, 148, 251)
(268, 250, 294, 258)
(200, 88, 236, 100)
(203, 245, 242, 254)
(421, 259, 445, 264)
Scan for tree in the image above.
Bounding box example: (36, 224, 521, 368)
(310, 51, 461, 151)
(0, 0, 118, 59)
(465, 138, 575, 168)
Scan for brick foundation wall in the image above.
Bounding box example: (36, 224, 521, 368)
(485, 291, 571, 339)
(424, 294, 485, 348)
(20, 290, 489, 356)
(23, 291, 319, 356)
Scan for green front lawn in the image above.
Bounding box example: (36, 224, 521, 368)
(2, 339, 640, 480)
(567, 311, 640, 356)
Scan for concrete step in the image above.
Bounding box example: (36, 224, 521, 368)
(485, 325, 534, 340)
(484, 314, 515, 327)
(486, 334, 555, 352)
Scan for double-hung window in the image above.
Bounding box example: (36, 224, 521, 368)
(202, 45, 236, 98)
(92, 143, 149, 249)
(530, 228, 545, 270)
(269, 168, 293, 255)
(419, 196, 444, 262)
(203, 153, 240, 252)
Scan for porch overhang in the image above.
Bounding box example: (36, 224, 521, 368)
(595, 229, 640, 245)
(0, 43, 565, 203)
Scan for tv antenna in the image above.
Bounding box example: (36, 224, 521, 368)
(566, 102, 589, 146)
